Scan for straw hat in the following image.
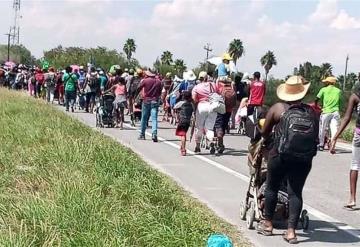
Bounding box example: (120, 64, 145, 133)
(277, 76, 310, 102)
(144, 70, 155, 77)
(222, 53, 232, 61)
(322, 76, 337, 85)
(199, 71, 207, 79)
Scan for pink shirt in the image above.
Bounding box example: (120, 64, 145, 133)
(115, 84, 126, 96)
(192, 82, 218, 103)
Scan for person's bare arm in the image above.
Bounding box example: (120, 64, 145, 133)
(334, 94, 358, 140)
(330, 94, 359, 153)
(261, 105, 276, 139)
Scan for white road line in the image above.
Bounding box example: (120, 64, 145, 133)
(123, 122, 360, 240)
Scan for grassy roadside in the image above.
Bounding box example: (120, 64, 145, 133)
(0, 88, 250, 246)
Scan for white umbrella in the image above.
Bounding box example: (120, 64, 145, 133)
(207, 56, 238, 73)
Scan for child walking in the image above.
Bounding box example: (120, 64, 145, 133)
(174, 91, 194, 156)
(107, 77, 127, 129)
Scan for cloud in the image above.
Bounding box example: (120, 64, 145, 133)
(330, 9, 360, 30)
(309, 0, 338, 23)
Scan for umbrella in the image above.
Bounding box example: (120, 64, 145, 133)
(207, 56, 237, 73)
(71, 65, 80, 72)
(4, 61, 16, 69)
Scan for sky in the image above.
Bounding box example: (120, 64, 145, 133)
(0, 0, 359, 78)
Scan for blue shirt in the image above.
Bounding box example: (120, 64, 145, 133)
(217, 63, 228, 77)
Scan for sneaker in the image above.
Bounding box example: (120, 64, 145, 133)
(71, 107, 74, 112)
(152, 135, 158, 143)
(194, 147, 201, 153)
(138, 135, 145, 140)
(318, 146, 324, 151)
(65, 108, 69, 112)
(209, 143, 216, 154)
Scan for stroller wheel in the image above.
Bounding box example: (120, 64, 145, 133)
(246, 202, 255, 229)
(239, 201, 247, 221)
(300, 210, 309, 230)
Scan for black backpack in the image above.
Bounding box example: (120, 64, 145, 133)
(277, 104, 319, 159)
(88, 74, 98, 88)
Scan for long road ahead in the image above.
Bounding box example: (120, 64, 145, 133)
(61, 107, 360, 247)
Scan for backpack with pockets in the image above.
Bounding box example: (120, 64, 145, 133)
(88, 73, 98, 89)
(46, 73, 56, 87)
(277, 103, 319, 159)
(220, 82, 237, 112)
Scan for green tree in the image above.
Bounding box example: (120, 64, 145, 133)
(228, 39, 244, 65)
(160, 51, 173, 65)
(123, 38, 136, 60)
(0, 44, 36, 64)
(174, 59, 187, 76)
(260, 50, 277, 81)
(320, 63, 333, 78)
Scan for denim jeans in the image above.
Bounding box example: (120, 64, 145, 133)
(65, 90, 76, 110)
(140, 101, 159, 136)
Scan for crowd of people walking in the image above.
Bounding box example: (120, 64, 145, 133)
(1, 54, 359, 244)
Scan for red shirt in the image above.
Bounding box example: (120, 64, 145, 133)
(139, 76, 162, 103)
(249, 80, 266, 106)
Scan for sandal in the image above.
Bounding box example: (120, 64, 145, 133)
(180, 148, 186, 156)
(283, 231, 298, 244)
(256, 221, 273, 236)
(344, 202, 356, 209)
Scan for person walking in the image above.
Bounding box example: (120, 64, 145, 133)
(330, 89, 360, 209)
(84, 67, 100, 113)
(316, 76, 341, 151)
(44, 67, 57, 103)
(63, 66, 78, 112)
(257, 76, 319, 244)
(248, 71, 266, 116)
(106, 77, 127, 129)
(137, 70, 162, 142)
(192, 71, 219, 154)
(174, 91, 194, 156)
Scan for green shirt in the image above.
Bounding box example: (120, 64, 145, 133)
(317, 85, 341, 113)
(99, 75, 108, 89)
(63, 73, 78, 92)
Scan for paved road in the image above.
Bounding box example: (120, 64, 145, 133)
(60, 107, 360, 247)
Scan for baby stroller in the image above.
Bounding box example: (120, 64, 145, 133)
(96, 93, 115, 128)
(239, 124, 310, 230)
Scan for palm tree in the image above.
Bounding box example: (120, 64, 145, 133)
(320, 63, 333, 78)
(160, 51, 173, 65)
(228, 39, 244, 65)
(260, 51, 277, 81)
(174, 59, 187, 74)
(123, 38, 136, 60)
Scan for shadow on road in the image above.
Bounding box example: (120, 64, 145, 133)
(297, 220, 360, 244)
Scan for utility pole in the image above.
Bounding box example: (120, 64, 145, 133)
(4, 32, 14, 61)
(203, 43, 212, 72)
(343, 54, 349, 91)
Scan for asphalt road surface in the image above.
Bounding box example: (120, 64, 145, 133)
(60, 106, 360, 247)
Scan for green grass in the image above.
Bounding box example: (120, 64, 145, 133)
(0, 89, 250, 247)
(340, 120, 355, 142)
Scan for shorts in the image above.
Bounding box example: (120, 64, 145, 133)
(351, 130, 360, 171)
(176, 121, 191, 137)
(86, 92, 96, 104)
(214, 112, 232, 132)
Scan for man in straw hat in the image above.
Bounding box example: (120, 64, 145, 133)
(257, 76, 319, 244)
(315, 76, 341, 151)
(137, 69, 162, 142)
